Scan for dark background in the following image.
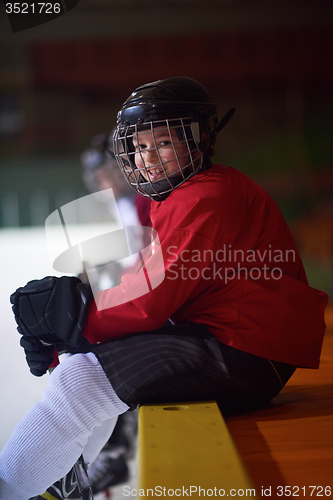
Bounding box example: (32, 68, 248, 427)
(0, 0, 332, 293)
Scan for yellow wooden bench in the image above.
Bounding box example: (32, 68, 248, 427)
(137, 401, 258, 498)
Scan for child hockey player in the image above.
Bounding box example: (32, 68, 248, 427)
(0, 76, 328, 500)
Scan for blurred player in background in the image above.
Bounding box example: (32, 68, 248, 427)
(82, 132, 151, 228)
(71, 133, 151, 497)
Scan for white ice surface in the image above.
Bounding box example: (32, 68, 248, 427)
(0, 227, 63, 451)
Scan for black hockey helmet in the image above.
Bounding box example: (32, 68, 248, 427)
(114, 76, 235, 201)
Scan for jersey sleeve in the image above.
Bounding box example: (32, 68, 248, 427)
(82, 228, 218, 343)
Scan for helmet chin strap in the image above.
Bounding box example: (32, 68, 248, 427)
(138, 154, 205, 202)
(139, 176, 182, 201)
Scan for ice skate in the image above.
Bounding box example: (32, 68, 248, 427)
(30, 467, 78, 499)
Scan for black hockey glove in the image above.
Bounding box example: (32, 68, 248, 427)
(20, 336, 55, 377)
(10, 276, 93, 353)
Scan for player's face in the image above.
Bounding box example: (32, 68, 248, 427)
(132, 127, 190, 183)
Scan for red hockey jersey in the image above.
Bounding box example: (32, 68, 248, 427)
(83, 165, 328, 368)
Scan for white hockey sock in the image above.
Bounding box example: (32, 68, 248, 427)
(0, 352, 129, 500)
(83, 415, 118, 465)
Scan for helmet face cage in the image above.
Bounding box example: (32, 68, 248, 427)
(113, 118, 203, 201)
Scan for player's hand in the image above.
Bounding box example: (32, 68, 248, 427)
(10, 276, 93, 352)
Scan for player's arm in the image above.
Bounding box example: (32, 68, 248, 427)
(82, 229, 219, 343)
